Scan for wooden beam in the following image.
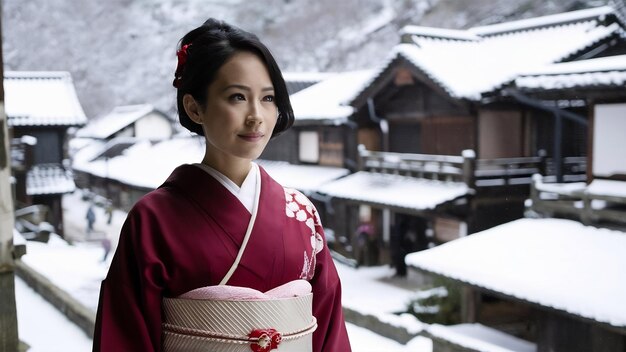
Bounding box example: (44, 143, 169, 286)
(0, 2, 20, 348)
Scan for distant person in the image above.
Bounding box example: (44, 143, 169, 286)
(101, 236, 111, 262)
(355, 221, 375, 267)
(105, 201, 113, 225)
(93, 19, 350, 352)
(85, 204, 95, 234)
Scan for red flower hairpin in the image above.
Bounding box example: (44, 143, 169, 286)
(173, 43, 191, 88)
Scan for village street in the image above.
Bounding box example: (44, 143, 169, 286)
(5, 2, 626, 351)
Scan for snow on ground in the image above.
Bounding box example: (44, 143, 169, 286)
(13, 190, 433, 351)
(347, 323, 432, 352)
(15, 276, 93, 352)
(20, 235, 108, 311)
(338, 264, 425, 334)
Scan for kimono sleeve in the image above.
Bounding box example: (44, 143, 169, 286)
(93, 201, 167, 352)
(309, 206, 352, 352)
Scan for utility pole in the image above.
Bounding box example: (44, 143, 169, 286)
(0, 0, 20, 350)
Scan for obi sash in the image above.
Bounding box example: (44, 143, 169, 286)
(162, 165, 317, 351)
(162, 289, 316, 352)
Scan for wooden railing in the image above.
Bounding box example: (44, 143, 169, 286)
(357, 145, 474, 185)
(357, 146, 587, 189)
(529, 175, 626, 226)
(475, 155, 544, 187)
(10, 136, 36, 171)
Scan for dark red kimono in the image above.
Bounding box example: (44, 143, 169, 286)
(93, 164, 351, 351)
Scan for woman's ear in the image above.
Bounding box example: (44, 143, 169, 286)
(183, 94, 203, 124)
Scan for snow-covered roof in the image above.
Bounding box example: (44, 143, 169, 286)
(283, 72, 336, 95)
(4, 71, 87, 127)
(283, 71, 336, 82)
(406, 218, 626, 328)
(27, 164, 76, 196)
(256, 159, 349, 194)
(351, 6, 622, 103)
(401, 26, 480, 41)
(73, 137, 205, 190)
(72, 134, 350, 193)
(75, 104, 155, 139)
(290, 70, 375, 123)
(427, 323, 535, 352)
(468, 6, 616, 36)
(317, 171, 469, 211)
(515, 55, 626, 90)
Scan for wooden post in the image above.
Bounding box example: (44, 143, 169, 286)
(462, 149, 476, 188)
(0, 4, 20, 348)
(357, 144, 366, 171)
(537, 149, 547, 176)
(461, 286, 477, 323)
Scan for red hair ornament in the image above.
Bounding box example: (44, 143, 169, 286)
(173, 44, 191, 88)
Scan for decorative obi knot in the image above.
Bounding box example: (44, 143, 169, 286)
(249, 328, 282, 352)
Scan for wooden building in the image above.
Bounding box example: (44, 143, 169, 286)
(406, 218, 626, 352)
(516, 54, 626, 230)
(316, 6, 626, 265)
(262, 70, 373, 170)
(6, 71, 87, 236)
(406, 54, 626, 352)
(75, 104, 173, 141)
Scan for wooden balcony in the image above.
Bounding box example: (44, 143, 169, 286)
(529, 175, 626, 228)
(357, 146, 587, 192)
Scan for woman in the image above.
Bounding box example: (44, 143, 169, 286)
(93, 19, 351, 351)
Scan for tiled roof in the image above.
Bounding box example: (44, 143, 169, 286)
(4, 71, 87, 127)
(290, 70, 375, 122)
(27, 164, 76, 196)
(514, 54, 626, 90)
(283, 72, 336, 95)
(350, 6, 623, 104)
(75, 104, 155, 139)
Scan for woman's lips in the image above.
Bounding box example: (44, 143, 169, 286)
(238, 133, 264, 142)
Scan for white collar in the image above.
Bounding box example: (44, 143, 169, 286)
(194, 162, 259, 214)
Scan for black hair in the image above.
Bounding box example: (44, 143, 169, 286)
(174, 19, 294, 138)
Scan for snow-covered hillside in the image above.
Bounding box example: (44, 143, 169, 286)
(2, 0, 613, 119)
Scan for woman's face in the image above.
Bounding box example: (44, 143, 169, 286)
(196, 51, 278, 166)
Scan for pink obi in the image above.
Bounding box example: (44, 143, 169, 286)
(162, 280, 317, 352)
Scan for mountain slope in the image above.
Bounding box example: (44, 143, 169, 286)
(2, 0, 611, 118)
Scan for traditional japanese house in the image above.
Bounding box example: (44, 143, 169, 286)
(406, 218, 625, 352)
(71, 104, 174, 197)
(75, 104, 173, 142)
(317, 6, 626, 265)
(514, 54, 626, 229)
(262, 70, 373, 170)
(6, 71, 87, 236)
(405, 55, 626, 352)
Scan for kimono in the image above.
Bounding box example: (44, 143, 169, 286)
(93, 164, 351, 352)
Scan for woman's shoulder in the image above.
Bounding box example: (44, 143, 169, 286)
(129, 164, 200, 214)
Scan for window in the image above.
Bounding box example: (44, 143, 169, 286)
(299, 131, 319, 163)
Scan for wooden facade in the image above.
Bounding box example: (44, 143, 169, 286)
(325, 8, 626, 266)
(6, 72, 86, 238)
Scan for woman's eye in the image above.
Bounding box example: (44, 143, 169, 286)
(229, 93, 246, 101)
(263, 95, 275, 102)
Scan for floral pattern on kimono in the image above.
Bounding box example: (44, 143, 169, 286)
(284, 187, 324, 280)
